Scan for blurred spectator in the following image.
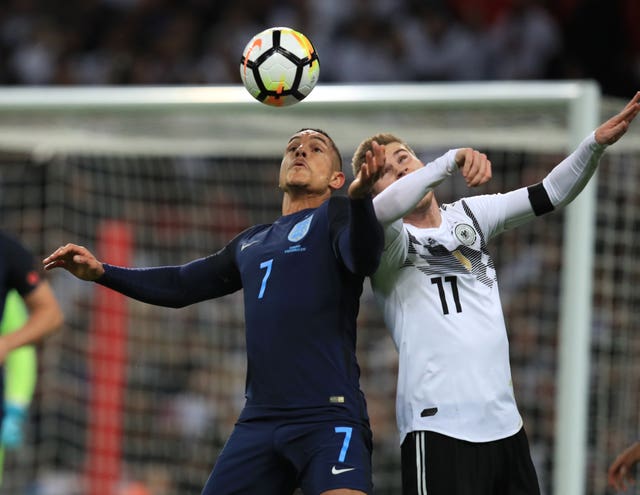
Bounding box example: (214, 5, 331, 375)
(196, 3, 262, 85)
(485, 0, 562, 80)
(8, 17, 62, 84)
(402, 1, 488, 81)
(325, 8, 409, 82)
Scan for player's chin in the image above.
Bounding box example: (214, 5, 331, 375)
(286, 169, 311, 184)
(283, 178, 311, 192)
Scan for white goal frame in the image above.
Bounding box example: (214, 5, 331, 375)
(0, 81, 601, 495)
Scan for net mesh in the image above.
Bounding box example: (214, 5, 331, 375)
(0, 85, 639, 495)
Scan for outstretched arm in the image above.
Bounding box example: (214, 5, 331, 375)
(373, 148, 492, 225)
(44, 243, 242, 308)
(543, 91, 640, 210)
(608, 441, 640, 492)
(501, 91, 640, 230)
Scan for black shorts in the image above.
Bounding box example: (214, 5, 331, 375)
(401, 427, 540, 495)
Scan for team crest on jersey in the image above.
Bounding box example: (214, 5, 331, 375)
(288, 214, 313, 242)
(454, 223, 476, 246)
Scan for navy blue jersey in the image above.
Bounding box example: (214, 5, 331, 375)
(0, 231, 40, 322)
(98, 196, 384, 423)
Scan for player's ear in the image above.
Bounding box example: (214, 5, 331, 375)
(329, 171, 345, 190)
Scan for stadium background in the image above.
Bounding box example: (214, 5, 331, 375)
(0, 1, 639, 494)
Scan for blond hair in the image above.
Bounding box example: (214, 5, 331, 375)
(351, 133, 416, 177)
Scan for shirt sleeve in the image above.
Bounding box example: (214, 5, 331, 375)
(329, 196, 384, 276)
(541, 131, 606, 209)
(373, 149, 459, 225)
(96, 244, 242, 307)
(501, 131, 606, 231)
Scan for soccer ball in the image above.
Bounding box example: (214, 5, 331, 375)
(240, 27, 320, 107)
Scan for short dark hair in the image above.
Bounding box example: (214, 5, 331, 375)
(297, 128, 343, 171)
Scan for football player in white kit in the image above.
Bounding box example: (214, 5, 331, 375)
(351, 91, 640, 495)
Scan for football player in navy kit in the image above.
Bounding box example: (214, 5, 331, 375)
(43, 129, 385, 495)
(351, 92, 640, 495)
(0, 231, 63, 364)
(0, 230, 63, 484)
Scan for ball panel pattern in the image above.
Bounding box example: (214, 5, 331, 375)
(240, 27, 320, 107)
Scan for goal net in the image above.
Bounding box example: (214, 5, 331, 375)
(0, 83, 638, 495)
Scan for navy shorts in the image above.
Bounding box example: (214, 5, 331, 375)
(201, 417, 373, 495)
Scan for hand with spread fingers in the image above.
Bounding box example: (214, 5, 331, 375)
(43, 243, 105, 281)
(349, 140, 386, 199)
(595, 91, 640, 145)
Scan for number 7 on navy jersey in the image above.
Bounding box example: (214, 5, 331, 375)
(258, 259, 273, 299)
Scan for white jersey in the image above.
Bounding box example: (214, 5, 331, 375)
(372, 133, 606, 444)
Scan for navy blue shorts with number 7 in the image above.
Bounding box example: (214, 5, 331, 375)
(201, 418, 373, 494)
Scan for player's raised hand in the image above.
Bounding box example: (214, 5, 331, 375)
(455, 148, 492, 187)
(608, 441, 640, 492)
(595, 91, 640, 145)
(43, 243, 105, 281)
(349, 140, 385, 199)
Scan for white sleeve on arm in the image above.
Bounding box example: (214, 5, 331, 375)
(503, 131, 606, 231)
(542, 131, 606, 209)
(373, 149, 458, 225)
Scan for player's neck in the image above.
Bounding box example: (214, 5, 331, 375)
(404, 198, 441, 228)
(281, 190, 330, 215)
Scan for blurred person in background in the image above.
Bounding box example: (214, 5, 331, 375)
(0, 230, 64, 485)
(0, 231, 63, 363)
(1, 291, 35, 485)
(402, 1, 488, 81)
(485, 0, 562, 80)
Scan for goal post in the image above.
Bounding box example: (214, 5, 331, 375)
(555, 83, 600, 495)
(0, 82, 636, 495)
